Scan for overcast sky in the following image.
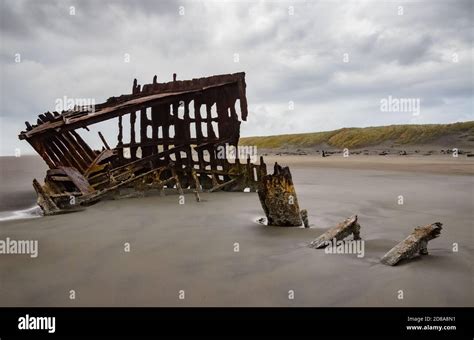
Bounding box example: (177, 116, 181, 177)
(0, 0, 472, 155)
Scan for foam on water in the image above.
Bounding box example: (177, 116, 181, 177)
(0, 206, 42, 222)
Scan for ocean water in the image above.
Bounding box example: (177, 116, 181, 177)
(0, 205, 42, 221)
(0, 155, 47, 220)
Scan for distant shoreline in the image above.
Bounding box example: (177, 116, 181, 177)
(240, 121, 474, 150)
(262, 154, 474, 176)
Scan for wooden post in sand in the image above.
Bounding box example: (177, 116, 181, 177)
(191, 169, 201, 202)
(309, 215, 361, 248)
(381, 222, 442, 266)
(258, 162, 302, 226)
(300, 209, 309, 228)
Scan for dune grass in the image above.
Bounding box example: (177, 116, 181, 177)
(240, 122, 474, 149)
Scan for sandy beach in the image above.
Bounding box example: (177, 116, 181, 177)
(0, 154, 472, 307)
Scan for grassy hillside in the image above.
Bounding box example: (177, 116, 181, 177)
(240, 122, 474, 149)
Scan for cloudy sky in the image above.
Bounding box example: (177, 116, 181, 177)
(0, 0, 472, 155)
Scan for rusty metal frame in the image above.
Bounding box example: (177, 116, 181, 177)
(19, 72, 266, 215)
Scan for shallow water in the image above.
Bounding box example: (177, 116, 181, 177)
(0, 156, 47, 212)
(0, 205, 42, 222)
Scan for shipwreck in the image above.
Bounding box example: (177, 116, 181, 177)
(19, 72, 268, 215)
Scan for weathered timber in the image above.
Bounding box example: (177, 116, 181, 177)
(380, 222, 443, 266)
(300, 209, 309, 228)
(309, 215, 361, 249)
(258, 162, 302, 226)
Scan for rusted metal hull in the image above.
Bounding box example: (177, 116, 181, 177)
(19, 73, 266, 215)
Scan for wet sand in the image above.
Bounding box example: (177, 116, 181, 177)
(264, 154, 474, 176)
(0, 155, 472, 306)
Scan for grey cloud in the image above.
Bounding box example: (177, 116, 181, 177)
(0, 0, 472, 155)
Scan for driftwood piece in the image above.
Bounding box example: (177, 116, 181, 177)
(309, 215, 360, 248)
(258, 163, 302, 226)
(381, 222, 442, 266)
(300, 209, 309, 228)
